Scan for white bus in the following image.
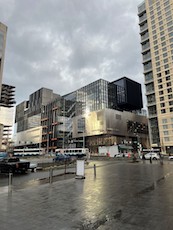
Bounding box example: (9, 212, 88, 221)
(55, 148, 90, 159)
(13, 148, 44, 157)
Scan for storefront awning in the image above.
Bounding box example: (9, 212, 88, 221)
(118, 144, 133, 150)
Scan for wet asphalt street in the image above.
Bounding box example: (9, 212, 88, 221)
(1, 159, 173, 230)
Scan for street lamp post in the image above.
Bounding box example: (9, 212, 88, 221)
(47, 133, 49, 154)
(83, 131, 85, 148)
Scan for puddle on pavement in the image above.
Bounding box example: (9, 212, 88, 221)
(79, 210, 122, 230)
(136, 174, 168, 196)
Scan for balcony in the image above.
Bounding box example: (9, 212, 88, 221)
(145, 89, 155, 96)
(138, 2, 146, 16)
(139, 14, 147, 25)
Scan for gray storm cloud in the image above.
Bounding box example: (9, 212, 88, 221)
(0, 0, 145, 106)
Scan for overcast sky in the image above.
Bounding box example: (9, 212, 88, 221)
(0, 0, 145, 106)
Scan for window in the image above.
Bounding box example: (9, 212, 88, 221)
(151, 20, 155, 25)
(162, 42, 166, 47)
(158, 79, 162, 83)
(156, 61, 160, 66)
(158, 84, 163, 89)
(165, 64, 169, 69)
(167, 16, 172, 22)
(166, 76, 171, 81)
(166, 10, 171, 17)
(169, 101, 173, 106)
(168, 25, 173, 32)
(170, 107, 173, 112)
(157, 10, 161, 15)
(168, 94, 173, 99)
(161, 109, 166, 113)
(160, 31, 164, 36)
(155, 51, 159, 55)
(160, 96, 164, 101)
(161, 36, 165, 41)
(157, 67, 161, 72)
(152, 25, 156, 30)
(155, 56, 160, 61)
(153, 35, 157, 40)
(157, 73, 161, 78)
(167, 82, 171, 87)
(163, 125, 168, 129)
(164, 131, 169, 135)
(167, 21, 173, 27)
(163, 53, 167, 58)
(164, 58, 168, 63)
(168, 88, 172, 93)
(165, 6, 171, 12)
(154, 40, 158, 45)
(164, 137, 170, 141)
(164, 1, 170, 7)
(160, 26, 164, 31)
(159, 91, 164, 95)
(151, 15, 155, 21)
(165, 70, 170, 75)
(158, 16, 162, 21)
(162, 47, 167, 52)
(160, 103, 165, 107)
(162, 118, 167, 123)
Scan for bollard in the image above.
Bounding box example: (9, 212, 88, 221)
(94, 164, 96, 177)
(160, 157, 163, 165)
(49, 167, 53, 184)
(64, 160, 67, 174)
(150, 157, 152, 164)
(8, 173, 13, 193)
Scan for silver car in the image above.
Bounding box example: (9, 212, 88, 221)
(141, 152, 160, 160)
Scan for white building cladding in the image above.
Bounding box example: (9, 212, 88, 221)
(0, 22, 16, 150)
(0, 106, 14, 150)
(14, 126, 42, 147)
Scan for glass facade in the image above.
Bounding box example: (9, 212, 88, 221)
(64, 79, 109, 114)
(64, 78, 143, 114)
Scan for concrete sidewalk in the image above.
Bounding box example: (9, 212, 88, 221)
(1, 160, 173, 230)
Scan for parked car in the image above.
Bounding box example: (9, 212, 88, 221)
(140, 152, 160, 160)
(0, 152, 8, 161)
(53, 154, 72, 162)
(0, 157, 30, 173)
(169, 155, 173, 160)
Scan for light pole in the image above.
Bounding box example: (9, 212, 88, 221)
(47, 133, 49, 154)
(83, 130, 85, 148)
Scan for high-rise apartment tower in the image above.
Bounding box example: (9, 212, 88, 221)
(0, 23, 7, 98)
(138, 0, 173, 153)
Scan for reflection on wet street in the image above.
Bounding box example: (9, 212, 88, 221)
(1, 160, 173, 229)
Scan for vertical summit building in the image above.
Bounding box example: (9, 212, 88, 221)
(138, 0, 173, 153)
(0, 23, 7, 99)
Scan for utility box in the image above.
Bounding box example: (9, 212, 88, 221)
(76, 160, 85, 179)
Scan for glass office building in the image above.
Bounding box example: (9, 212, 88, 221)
(64, 78, 143, 114)
(64, 79, 109, 114)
